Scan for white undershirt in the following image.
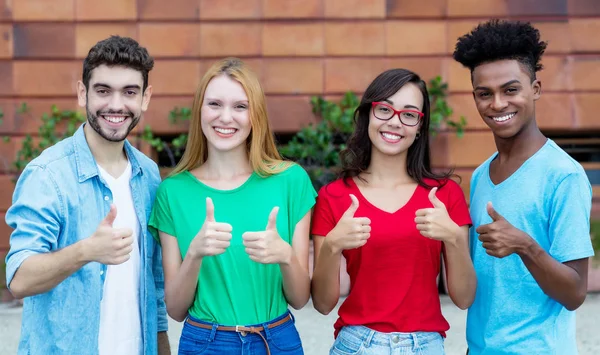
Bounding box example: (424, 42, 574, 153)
(97, 162, 143, 355)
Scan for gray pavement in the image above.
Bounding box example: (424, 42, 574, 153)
(1, 294, 600, 354)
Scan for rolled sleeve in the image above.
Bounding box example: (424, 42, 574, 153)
(5, 165, 63, 291)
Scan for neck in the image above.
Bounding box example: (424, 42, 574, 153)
(494, 119, 547, 163)
(363, 148, 413, 186)
(202, 145, 252, 179)
(83, 123, 127, 168)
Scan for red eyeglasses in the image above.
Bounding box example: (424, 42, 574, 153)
(371, 102, 424, 126)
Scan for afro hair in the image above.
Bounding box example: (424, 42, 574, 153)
(452, 19, 548, 81)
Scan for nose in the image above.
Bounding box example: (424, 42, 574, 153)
(108, 92, 125, 112)
(490, 94, 508, 111)
(218, 106, 234, 124)
(386, 112, 403, 128)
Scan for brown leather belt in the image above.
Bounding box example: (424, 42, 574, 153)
(185, 314, 293, 355)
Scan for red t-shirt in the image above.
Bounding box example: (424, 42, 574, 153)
(311, 177, 471, 338)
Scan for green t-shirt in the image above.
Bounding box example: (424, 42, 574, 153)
(149, 163, 316, 325)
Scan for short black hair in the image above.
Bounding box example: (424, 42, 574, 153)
(452, 19, 547, 81)
(82, 35, 154, 91)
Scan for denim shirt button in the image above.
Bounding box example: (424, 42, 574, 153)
(100, 270, 104, 276)
(104, 196, 109, 201)
(392, 335, 400, 343)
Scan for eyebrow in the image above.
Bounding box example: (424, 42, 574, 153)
(383, 99, 420, 110)
(474, 79, 521, 91)
(92, 83, 141, 90)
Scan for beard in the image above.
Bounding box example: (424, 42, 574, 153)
(86, 106, 141, 143)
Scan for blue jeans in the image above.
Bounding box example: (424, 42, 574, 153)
(178, 311, 303, 355)
(331, 325, 445, 355)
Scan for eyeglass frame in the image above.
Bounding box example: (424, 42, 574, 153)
(370, 101, 424, 126)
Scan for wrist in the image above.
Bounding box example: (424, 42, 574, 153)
(516, 233, 538, 258)
(443, 223, 464, 249)
(186, 248, 203, 261)
(77, 238, 92, 263)
(323, 236, 342, 256)
(279, 243, 294, 266)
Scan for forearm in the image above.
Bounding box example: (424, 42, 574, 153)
(164, 252, 202, 322)
(9, 241, 89, 299)
(280, 250, 311, 310)
(311, 240, 342, 315)
(519, 241, 587, 311)
(157, 331, 171, 355)
(443, 236, 477, 310)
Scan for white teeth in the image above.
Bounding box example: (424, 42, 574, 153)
(491, 113, 515, 122)
(382, 132, 402, 140)
(103, 116, 125, 123)
(215, 127, 236, 135)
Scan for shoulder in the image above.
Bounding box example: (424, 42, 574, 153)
(542, 140, 587, 178)
(316, 178, 352, 199)
(28, 136, 75, 171)
(128, 145, 161, 180)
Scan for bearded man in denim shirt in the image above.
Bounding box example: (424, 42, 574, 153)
(4, 36, 170, 355)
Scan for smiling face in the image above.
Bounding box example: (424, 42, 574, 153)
(200, 74, 251, 154)
(367, 82, 424, 157)
(472, 59, 541, 139)
(77, 64, 151, 142)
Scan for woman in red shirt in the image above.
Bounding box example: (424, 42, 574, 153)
(311, 68, 477, 354)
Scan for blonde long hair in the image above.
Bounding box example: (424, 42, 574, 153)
(170, 58, 290, 177)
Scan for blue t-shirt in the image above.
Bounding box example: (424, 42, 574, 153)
(466, 139, 594, 355)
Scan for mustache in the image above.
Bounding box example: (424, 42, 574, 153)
(96, 110, 134, 117)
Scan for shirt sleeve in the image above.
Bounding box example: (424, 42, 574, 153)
(311, 185, 337, 237)
(444, 180, 472, 227)
(288, 164, 317, 227)
(5, 165, 63, 291)
(548, 172, 595, 263)
(148, 181, 176, 242)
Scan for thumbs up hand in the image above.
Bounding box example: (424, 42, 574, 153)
(415, 187, 462, 245)
(475, 202, 532, 258)
(325, 194, 371, 255)
(242, 207, 292, 265)
(84, 204, 134, 265)
(188, 197, 233, 259)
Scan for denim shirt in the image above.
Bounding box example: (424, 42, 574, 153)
(5, 124, 167, 355)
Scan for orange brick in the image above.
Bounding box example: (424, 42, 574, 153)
(452, 168, 473, 200)
(536, 93, 574, 130)
(141, 96, 193, 134)
(13, 61, 80, 96)
(570, 19, 600, 52)
(150, 60, 201, 95)
(448, 20, 487, 55)
(0, 216, 13, 249)
(13, 24, 75, 58)
(0, 99, 15, 133)
(139, 24, 200, 57)
(0, 25, 12, 59)
(262, 59, 323, 94)
(386, 21, 446, 55)
(429, 133, 449, 167)
(569, 0, 600, 15)
(574, 93, 600, 129)
(266, 96, 317, 132)
(75, 24, 138, 58)
(200, 23, 261, 57)
(76, 0, 137, 20)
(446, 94, 487, 130)
(447, 131, 497, 168)
(324, 58, 387, 93)
(263, 0, 323, 18)
(199, 58, 265, 83)
(572, 57, 600, 91)
(325, 22, 384, 56)
(324, 0, 386, 18)
(538, 56, 572, 91)
(532, 21, 571, 54)
(0, 1, 10, 20)
(0, 62, 12, 96)
(0, 175, 14, 211)
(199, 0, 261, 19)
(387, 0, 446, 17)
(13, 0, 74, 21)
(263, 23, 324, 56)
(448, 60, 472, 92)
(387, 58, 446, 86)
(507, 0, 567, 16)
(138, 0, 199, 19)
(0, 137, 20, 173)
(448, 0, 507, 16)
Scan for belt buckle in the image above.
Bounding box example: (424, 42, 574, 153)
(235, 325, 248, 336)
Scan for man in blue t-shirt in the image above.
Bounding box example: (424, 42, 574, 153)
(452, 20, 595, 354)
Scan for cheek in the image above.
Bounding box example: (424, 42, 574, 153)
(236, 112, 251, 131)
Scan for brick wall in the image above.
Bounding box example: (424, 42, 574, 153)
(1, 0, 600, 285)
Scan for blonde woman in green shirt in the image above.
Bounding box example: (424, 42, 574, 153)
(149, 58, 316, 355)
